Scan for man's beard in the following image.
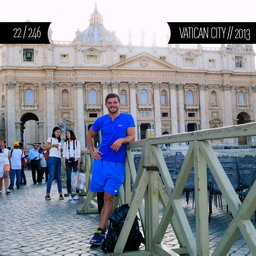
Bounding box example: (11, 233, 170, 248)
(107, 107, 119, 114)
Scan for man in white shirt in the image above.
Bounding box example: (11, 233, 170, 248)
(9, 141, 25, 189)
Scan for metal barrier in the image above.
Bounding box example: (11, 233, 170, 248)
(78, 122, 256, 256)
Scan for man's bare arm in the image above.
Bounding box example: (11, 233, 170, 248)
(110, 126, 135, 151)
(86, 128, 102, 160)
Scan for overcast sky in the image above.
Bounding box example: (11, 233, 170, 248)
(1, 0, 256, 47)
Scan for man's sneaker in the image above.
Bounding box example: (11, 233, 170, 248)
(90, 230, 105, 246)
(68, 195, 73, 201)
(59, 194, 64, 200)
(45, 194, 51, 200)
(73, 195, 80, 200)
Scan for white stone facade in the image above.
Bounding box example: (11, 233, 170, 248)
(0, 7, 256, 148)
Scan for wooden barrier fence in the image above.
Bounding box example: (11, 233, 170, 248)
(78, 122, 256, 256)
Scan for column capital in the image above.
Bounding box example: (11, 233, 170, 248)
(5, 81, 17, 89)
(72, 81, 84, 89)
(153, 82, 160, 89)
(102, 82, 110, 88)
(199, 83, 208, 90)
(220, 84, 232, 90)
(177, 83, 185, 90)
(41, 80, 58, 88)
(111, 81, 119, 89)
(129, 81, 138, 89)
(251, 85, 256, 92)
(169, 83, 176, 89)
(40, 81, 46, 87)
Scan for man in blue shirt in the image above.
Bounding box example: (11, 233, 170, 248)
(87, 93, 135, 246)
(28, 144, 42, 184)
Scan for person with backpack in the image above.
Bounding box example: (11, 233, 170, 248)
(44, 126, 64, 200)
(87, 93, 135, 246)
(62, 129, 81, 201)
(9, 141, 24, 190)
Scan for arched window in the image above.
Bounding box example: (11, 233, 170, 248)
(210, 91, 217, 106)
(186, 90, 194, 105)
(24, 89, 34, 105)
(62, 89, 69, 107)
(1, 95, 5, 107)
(140, 89, 148, 104)
(120, 89, 127, 105)
(237, 91, 245, 105)
(161, 90, 167, 105)
(88, 89, 97, 104)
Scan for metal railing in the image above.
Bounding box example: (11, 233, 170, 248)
(78, 122, 256, 256)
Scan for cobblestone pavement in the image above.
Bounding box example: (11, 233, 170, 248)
(0, 170, 254, 256)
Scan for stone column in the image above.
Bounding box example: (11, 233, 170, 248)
(15, 122, 22, 144)
(250, 85, 256, 146)
(153, 82, 161, 137)
(38, 122, 44, 144)
(112, 82, 119, 95)
(251, 86, 256, 122)
(199, 83, 209, 130)
(44, 81, 56, 138)
(177, 83, 185, 133)
(221, 84, 233, 127)
(85, 124, 88, 139)
(74, 82, 86, 150)
(6, 81, 17, 147)
(129, 82, 138, 140)
(169, 83, 178, 134)
(102, 82, 109, 115)
(221, 84, 234, 144)
(137, 123, 141, 140)
(0, 115, 4, 139)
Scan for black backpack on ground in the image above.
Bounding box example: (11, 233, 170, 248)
(101, 204, 144, 254)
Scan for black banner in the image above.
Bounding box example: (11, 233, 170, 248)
(0, 22, 51, 44)
(167, 22, 256, 44)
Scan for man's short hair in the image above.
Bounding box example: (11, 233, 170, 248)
(105, 93, 120, 104)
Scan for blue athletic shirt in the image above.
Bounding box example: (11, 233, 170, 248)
(92, 113, 135, 162)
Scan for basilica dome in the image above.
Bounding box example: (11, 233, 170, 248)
(73, 5, 121, 44)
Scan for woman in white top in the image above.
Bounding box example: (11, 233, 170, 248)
(0, 139, 11, 194)
(44, 127, 63, 200)
(63, 130, 81, 201)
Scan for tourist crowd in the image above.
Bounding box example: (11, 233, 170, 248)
(0, 128, 81, 201)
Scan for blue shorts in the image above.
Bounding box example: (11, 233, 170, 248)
(90, 160, 125, 196)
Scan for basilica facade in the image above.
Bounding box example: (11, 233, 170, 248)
(1, 6, 256, 149)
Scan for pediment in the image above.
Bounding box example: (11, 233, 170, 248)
(180, 50, 199, 57)
(110, 53, 177, 70)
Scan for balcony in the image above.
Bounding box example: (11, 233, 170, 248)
(84, 104, 102, 112)
(210, 104, 219, 108)
(185, 104, 199, 111)
(237, 104, 249, 110)
(138, 104, 153, 111)
(21, 104, 38, 110)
